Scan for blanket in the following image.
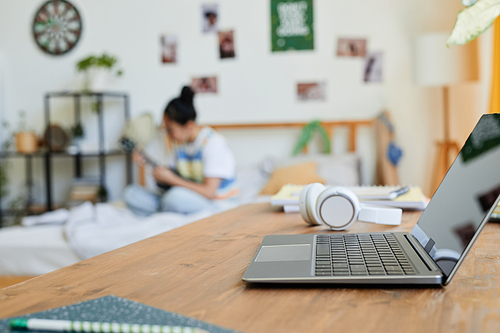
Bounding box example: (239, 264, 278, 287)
(63, 202, 219, 259)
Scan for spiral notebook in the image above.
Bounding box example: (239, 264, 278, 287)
(271, 184, 427, 210)
(0, 295, 238, 333)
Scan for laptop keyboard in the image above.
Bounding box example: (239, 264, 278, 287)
(315, 234, 416, 276)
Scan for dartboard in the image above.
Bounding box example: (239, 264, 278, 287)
(32, 0, 82, 55)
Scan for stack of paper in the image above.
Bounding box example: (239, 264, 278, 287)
(271, 184, 428, 213)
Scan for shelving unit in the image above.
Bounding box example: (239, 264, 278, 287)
(0, 91, 133, 227)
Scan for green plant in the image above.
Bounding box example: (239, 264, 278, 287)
(77, 53, 123, 74)
(17, 110, 27, 132)
(1, 120, 13, 151)
(7, 194, 27, 226)
(1, 111, 33, 151)
(96, 186, 108, 202)
(0, 162, 8, 199)
(70, 123, 84, 138)
(448, 0, 500, 45)
(76, 53, 124, 93)
(292, 120, 331, 156)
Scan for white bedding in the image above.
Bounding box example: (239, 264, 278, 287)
(64, 202, 222, 259)
(0, 153, 362, 276)
(0, 225, 80, 275)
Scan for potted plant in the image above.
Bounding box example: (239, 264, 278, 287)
(70, 122, 84, 138)
(76, 53, 124, 92)
(14, 111, 38, 154)
(0, 161, 8, 199)
(67, 123, 85, 155)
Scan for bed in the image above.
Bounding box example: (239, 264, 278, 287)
(0, 115, 397, 276)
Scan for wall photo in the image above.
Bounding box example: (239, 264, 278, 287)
(161, 35, 177, 64)
(364, 52, 383, 83)
(192, 77, 218, 93)
(337, 38, 367, 57)
(218, 31, 235, 59)
(202, 4, 218, 33)
(297, 82, 326, 101)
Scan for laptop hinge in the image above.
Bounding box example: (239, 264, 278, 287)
(405, 234, 444, 274)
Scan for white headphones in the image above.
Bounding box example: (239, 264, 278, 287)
(299, 183, 402, 230)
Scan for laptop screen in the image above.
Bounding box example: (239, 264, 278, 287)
(411, 114, 500, 283)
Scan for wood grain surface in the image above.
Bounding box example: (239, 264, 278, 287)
(1, 203, 499, 333)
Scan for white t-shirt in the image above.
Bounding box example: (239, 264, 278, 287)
(169, 127, 238, 199)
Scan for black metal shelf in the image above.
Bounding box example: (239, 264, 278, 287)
(0, 91, 132, 227)
(0, 149, 127, 158)
(46, 91, 129, 98)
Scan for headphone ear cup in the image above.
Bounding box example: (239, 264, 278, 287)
(299, 183, 325, 225)
(316, 186, 360, 230)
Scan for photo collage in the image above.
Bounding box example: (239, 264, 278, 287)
(160, 1, 383, 102)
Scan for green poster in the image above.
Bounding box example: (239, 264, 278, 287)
(271, 0, 314, 52)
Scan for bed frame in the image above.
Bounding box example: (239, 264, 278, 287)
(138, 118, 377, 186)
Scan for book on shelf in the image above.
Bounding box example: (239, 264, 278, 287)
(271, 184, 428, 211)
(68, 177, 101, 205)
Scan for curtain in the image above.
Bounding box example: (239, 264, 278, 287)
(490, 17, 500, 114)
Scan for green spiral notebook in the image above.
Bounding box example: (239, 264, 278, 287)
(0, 295, 238, 333)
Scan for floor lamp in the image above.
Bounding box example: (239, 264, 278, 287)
(414, 32, 478, 195)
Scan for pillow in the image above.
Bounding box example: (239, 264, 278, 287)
(275, 153, 361, 186)
(259, 162, 325, 195)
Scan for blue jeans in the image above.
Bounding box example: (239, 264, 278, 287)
(122, 184, 218, 216)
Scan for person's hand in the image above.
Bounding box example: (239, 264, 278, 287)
(152, 166, 178, 185)
(132, 151, 146, 166)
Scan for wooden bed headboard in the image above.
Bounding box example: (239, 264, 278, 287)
(208, 119, 373, 152)
(137, 114, 399, 186)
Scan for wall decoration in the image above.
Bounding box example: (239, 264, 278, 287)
(161, 35, 178, 64)
(297, 82, 326, 101)
(218, 31, 235, 59)
(192, 77, 218, 93)
(337, 38, 367, 57)
(271, 0, 314, 52)
(32, 0, 82, 56)
(202, 4, 219, 33)
(363, 52, 383, 83)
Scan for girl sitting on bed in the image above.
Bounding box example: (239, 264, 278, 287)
(123, 86, 238, 216)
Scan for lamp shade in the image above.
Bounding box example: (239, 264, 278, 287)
(414, 32, 478, 87)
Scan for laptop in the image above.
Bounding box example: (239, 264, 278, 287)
(243, 114, 500, 285)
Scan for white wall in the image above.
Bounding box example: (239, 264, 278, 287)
(0, 0, 490, 205)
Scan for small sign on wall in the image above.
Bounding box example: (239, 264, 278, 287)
(271, 0, 314, 52)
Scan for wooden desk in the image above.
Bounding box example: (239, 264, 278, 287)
(1, 203, 500, 332)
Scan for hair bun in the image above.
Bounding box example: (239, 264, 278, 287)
(180, 86, 195, 104)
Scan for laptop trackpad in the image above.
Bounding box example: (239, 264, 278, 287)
(255, 244, 311, 262)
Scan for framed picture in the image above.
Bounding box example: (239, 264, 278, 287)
(192, 77, 218, 93)
(337, 38, 367, 57)
(364, 52, 383, 83)
(161, 35, 177, 64)
(297, 82, 326, 101)
(271, 0, 314, 52)
(202, 4, 218, 33)
(218, 30, 235, 59)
